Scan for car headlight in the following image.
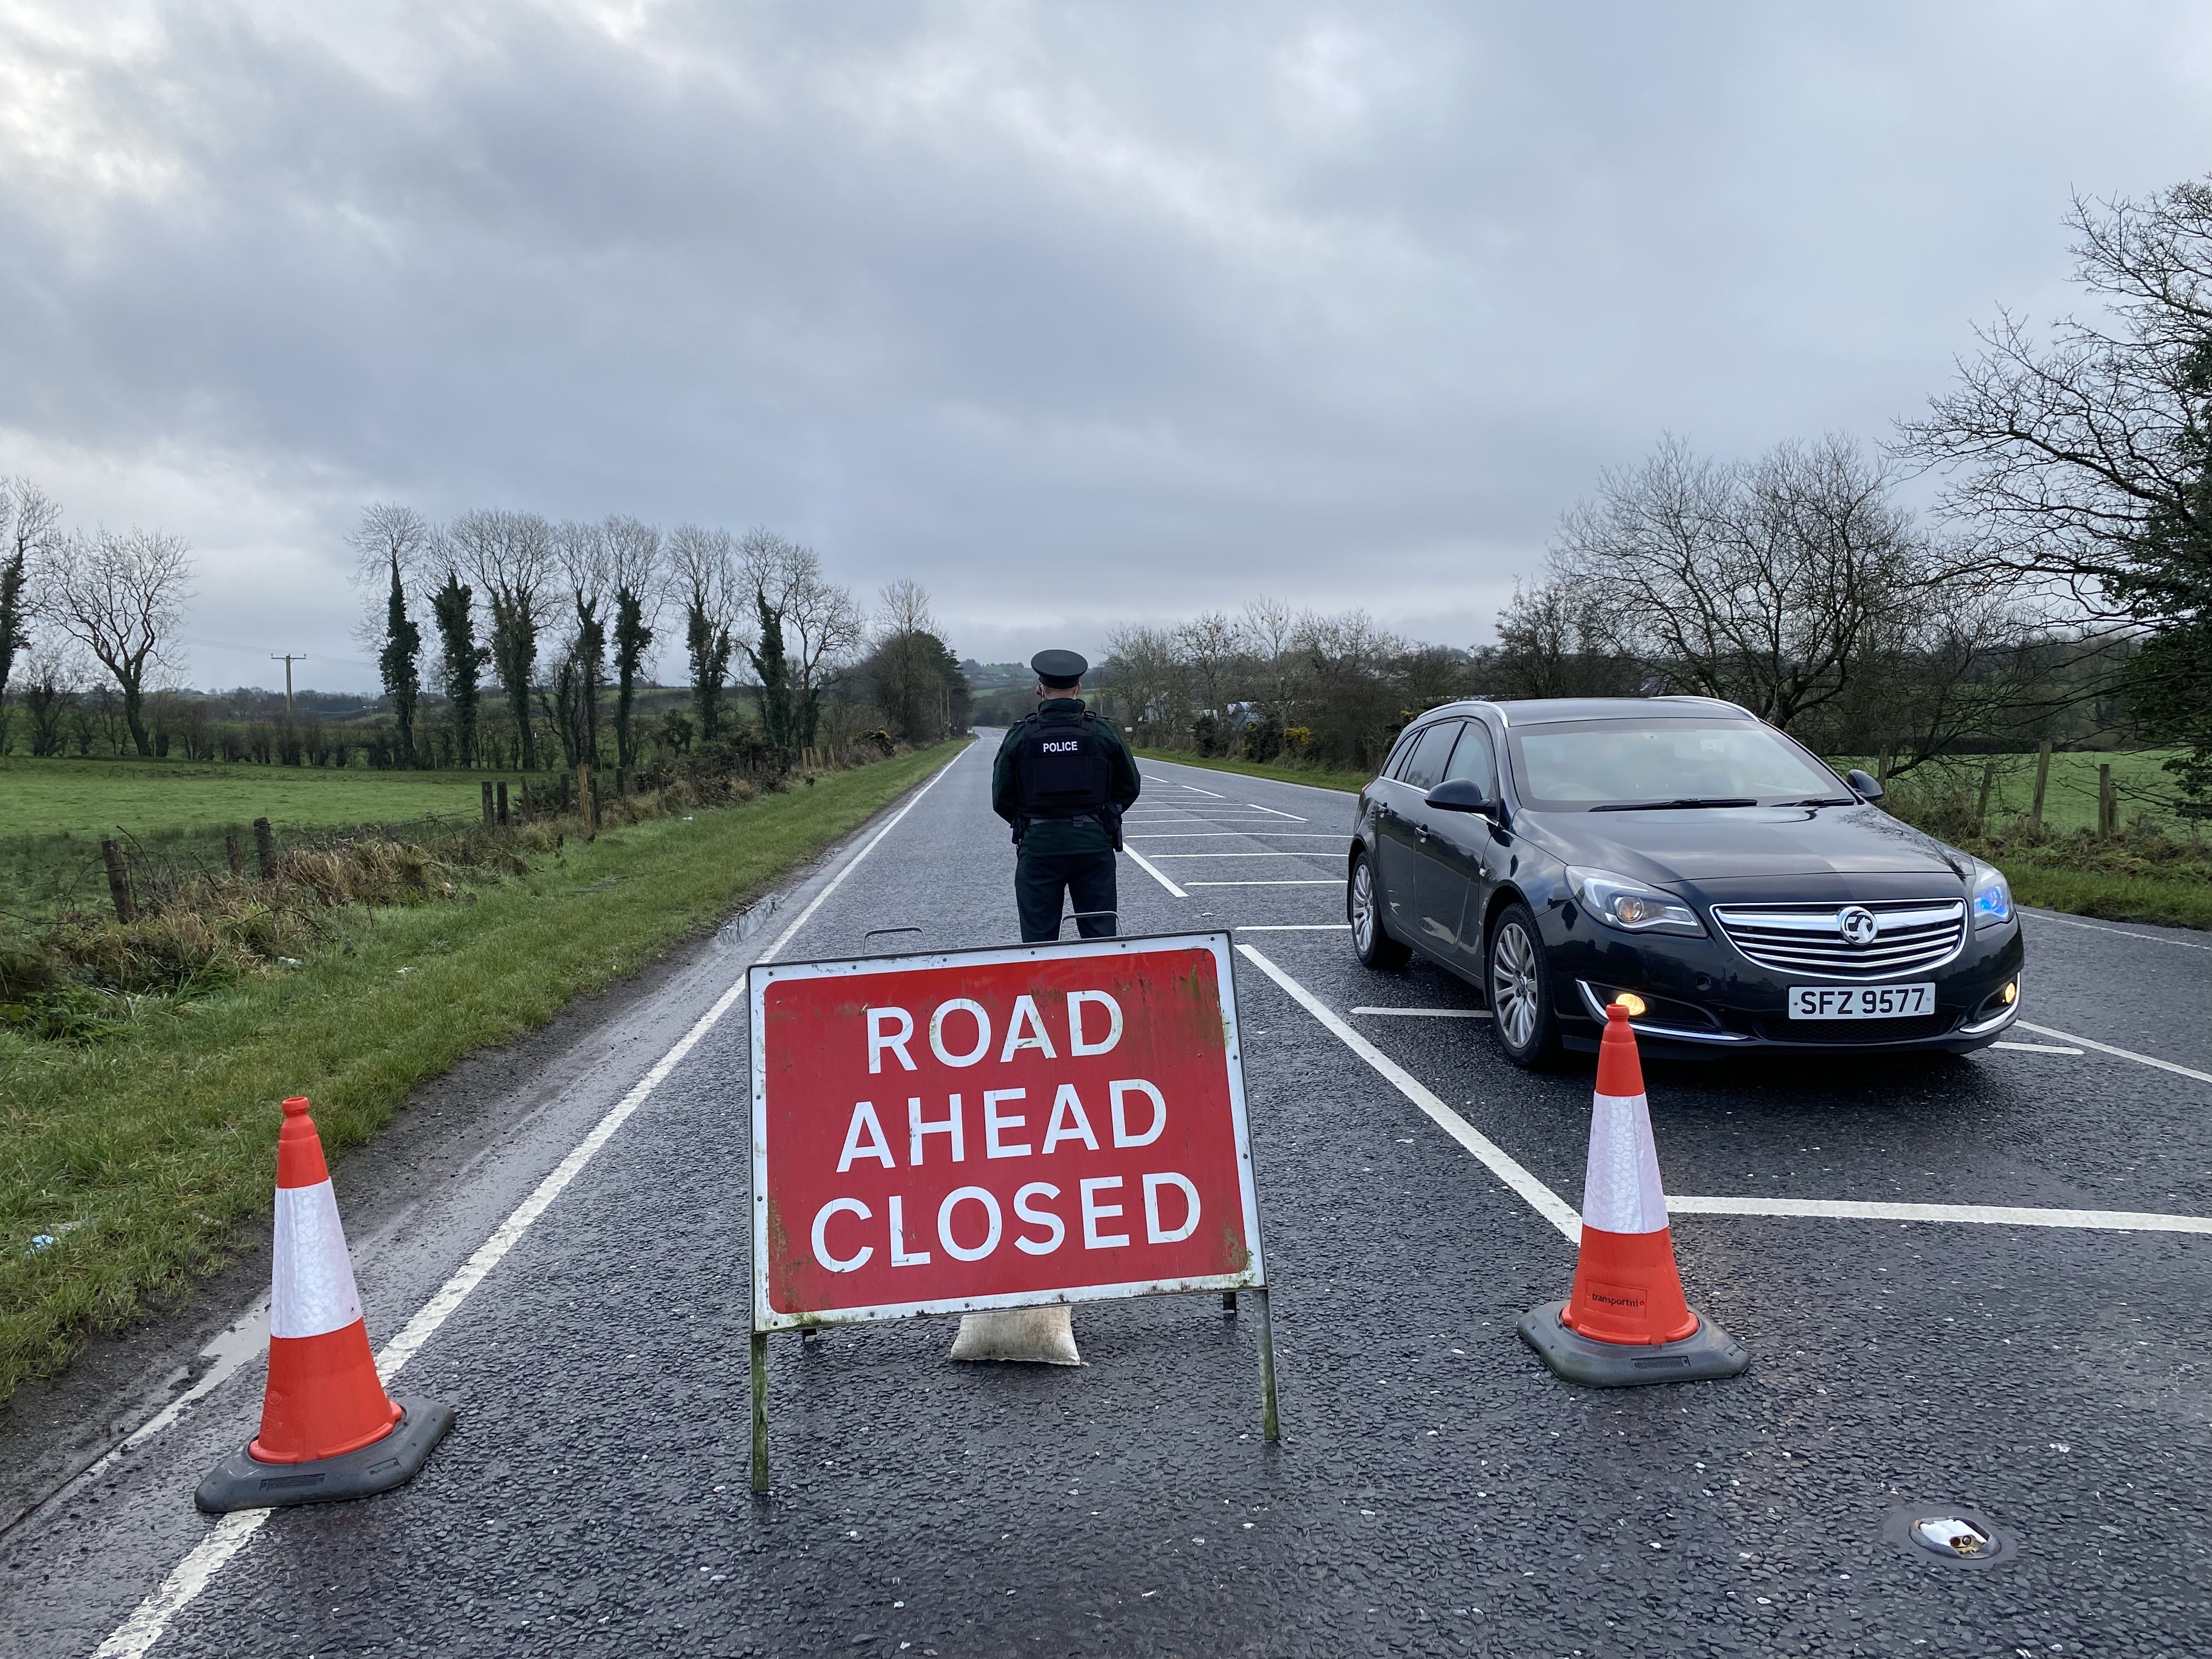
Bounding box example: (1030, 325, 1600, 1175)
(1970, 861, 2013, 929)
(1566, 867, 1707, 936)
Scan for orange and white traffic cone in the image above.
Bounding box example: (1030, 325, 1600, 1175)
(197, 1097, 455, 1513)
(1517, 1005, 1749, 1386)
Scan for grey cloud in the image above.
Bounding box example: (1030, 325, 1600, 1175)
(4, 2, 2211, 689)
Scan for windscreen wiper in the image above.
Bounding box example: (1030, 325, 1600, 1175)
(1589, 797, 1758, 812)
(1779, 795, 1855, 807)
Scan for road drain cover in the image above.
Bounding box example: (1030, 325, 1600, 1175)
(1884, 1505, 2014, 1566)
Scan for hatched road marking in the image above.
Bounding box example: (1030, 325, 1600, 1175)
(92, 747, 974, 1659)
(1188, 879, 1339, 887)
(2017, 1020, 2212, 1086)
(1237, 946, 2212, 1247)
(1121, 848, 1189, 898)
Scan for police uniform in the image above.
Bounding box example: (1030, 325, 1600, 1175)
(993, 650, 1142, 943)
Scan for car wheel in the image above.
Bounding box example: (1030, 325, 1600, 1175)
(1487, 901, 1560, 1067)
(1348, 850, 1410, 969)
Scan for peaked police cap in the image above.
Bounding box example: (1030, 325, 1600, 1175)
(1030, 650, 1088, 688)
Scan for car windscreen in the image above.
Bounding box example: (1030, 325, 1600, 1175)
(1505, 718, 1843, 810)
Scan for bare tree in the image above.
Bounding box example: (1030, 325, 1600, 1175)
(350, 504, 431, 763)
(601, 515, 662, 770)
(453, 510, 556, 769)
(667, 523, 737, 742)
(545, 521, 612, 768)
(1485, 579, 1638, 700)
(866, 580, 961, 743)
(738, 529, 864, 752)
(1548, 434, 1928, 730)
(1, 478, 63, 751)
(38, 528, 193, 755)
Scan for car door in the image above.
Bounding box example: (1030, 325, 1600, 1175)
(1418, 719, 1502, 970)
(1376, 720, 1460, 939)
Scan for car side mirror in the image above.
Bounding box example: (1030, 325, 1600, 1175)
(1425, 778, 1492, 814)
(1844, 768, 1884, 803)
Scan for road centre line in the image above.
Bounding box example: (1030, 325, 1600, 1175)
(91, 747, 972, 1659)
(2017, 1020, 2212, 1086)
(1238, 944, 2212, 1246)
(1121, 847, 1189, 899)
(1234, 944, 1583, 1240)
(1666, 1195, 2212, 1234)
(2025, 907, 2212, 952)
(1352, 1007, 1493, 1019)
(1993, 1041, 2085, 1055)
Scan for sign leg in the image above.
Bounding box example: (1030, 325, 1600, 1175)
(750, 1330, 769, 1493)
(1252, 1287, 1280, 1443)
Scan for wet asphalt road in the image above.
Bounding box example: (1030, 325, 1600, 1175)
(5, 738, 2208, 1657)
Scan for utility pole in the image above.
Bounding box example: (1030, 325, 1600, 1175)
(270, 653, 306, 720)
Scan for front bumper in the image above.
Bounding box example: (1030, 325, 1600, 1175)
(1543, 900, 2027, 1058)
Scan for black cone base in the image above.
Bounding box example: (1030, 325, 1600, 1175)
(1517, 1301, 1749, 1387)
(195, 1397, 455, 1514)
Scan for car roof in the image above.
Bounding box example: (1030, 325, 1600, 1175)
(1408, 696, 1756, 729)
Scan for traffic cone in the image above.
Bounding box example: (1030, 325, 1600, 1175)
(1517, 1006, 1749, 1386)
(196, 1097, 455, 1513)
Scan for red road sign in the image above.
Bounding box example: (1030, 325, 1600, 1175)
(748, 932, 1265, 1329)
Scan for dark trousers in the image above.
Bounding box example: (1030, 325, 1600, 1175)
(1016, 849, 1119, 943)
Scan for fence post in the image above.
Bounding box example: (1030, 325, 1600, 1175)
(2030, 741, 2052, 830)
(481, 780, 495, 826)
(496, 781, 510, 826)
(1976, 760, 1996, 829)
(577, 763, 596, 838)
(100, 838, 136, 923)
(253, 817, 278, 881)
(2098, 763, 2117, 837)
(225, 831, 244, 878)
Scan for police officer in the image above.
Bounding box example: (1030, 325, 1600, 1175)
(993, 650, 1142, 943)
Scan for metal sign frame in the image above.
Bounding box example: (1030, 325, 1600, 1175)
(744, 929, 1277, 1488)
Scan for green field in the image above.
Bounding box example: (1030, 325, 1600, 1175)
(0, 741, 967, 1403)
(1859, 749, 2191, 835)
(0, 755, 499, 839)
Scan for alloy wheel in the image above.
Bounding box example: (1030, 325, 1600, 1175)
(1351, 860, 1376, 953)
(1492, 921, 1541, 1051)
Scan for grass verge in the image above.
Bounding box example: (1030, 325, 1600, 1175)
(1132, 748, 1365, 794)
(0, 740, 966, 1404)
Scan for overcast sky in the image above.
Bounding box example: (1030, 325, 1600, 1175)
(5, 2, 2212, 693)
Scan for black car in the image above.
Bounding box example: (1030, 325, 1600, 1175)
(1346, 696, 2025, 1064)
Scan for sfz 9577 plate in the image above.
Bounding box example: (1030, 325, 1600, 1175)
(1788, 982, 1935, 1019)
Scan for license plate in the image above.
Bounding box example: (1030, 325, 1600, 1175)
(1788, 983, 1935, 1019)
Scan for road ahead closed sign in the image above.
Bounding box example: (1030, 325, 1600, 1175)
(749, 933, 1264, 1329)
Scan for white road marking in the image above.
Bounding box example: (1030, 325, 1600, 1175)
(1121, 847, 1189, 899)
(1138, 761, 1355, 799)
(91, 747, 971, 1659)
(1239, 803, 1308, 820)
(2024, 908, 2212, 952)
(1188, 879, 1339, 887)
(1234, 944, 1582, 1240)
(2018, 1020, 2212, 1086)
(1992, 1041, 2085, 1055)
(1148, 851, 1338, 859)
(1667, 1195, 2212, 1234)
(1177, 782, 1227, 798)
(1351, 1007, 1493, 1020)
(1235, 924, 1351, 932)
(1124, 832, 1348, 840)
(1240, 944, 2212, 1247)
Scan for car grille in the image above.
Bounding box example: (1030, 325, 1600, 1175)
(1709, 899, 1966, 982)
